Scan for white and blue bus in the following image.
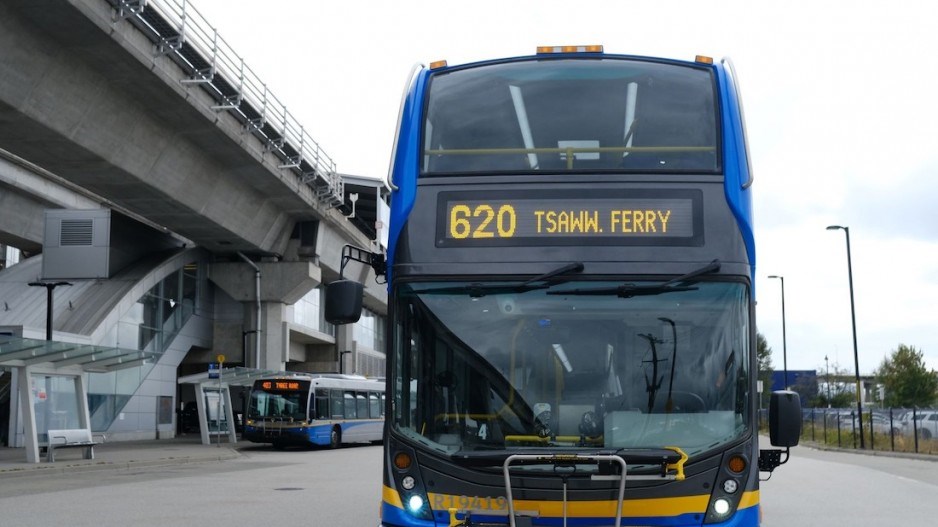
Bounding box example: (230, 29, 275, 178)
(243, 374, 384, 449)
(327, 46, 803, 526)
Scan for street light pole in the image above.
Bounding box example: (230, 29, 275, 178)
(768, 275, 788, 389)
(27, 281, 72, 341)
(827, 224, 865, 449)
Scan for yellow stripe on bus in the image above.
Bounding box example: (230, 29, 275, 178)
(384, 486, 760, 517)
(738, 489, 759, 509)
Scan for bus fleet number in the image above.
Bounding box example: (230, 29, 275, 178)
(449, 204, 517, 239)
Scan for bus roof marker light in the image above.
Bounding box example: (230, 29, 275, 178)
(695, 55, 714, 64)
(429, 60, 448, 70)
(536, 45, 603, 54)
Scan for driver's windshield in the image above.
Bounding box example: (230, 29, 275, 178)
(391, 280, 750, 459)
(248, 385, 310, 421)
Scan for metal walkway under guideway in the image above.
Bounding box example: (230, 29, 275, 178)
(110, 0, 344, 208)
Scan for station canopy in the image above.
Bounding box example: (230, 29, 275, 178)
(178, 367, 286, 387)
(0, 335, 160, 373)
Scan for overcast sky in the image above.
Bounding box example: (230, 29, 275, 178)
(189, 0, 938, 374)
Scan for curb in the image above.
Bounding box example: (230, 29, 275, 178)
(799, 441, 938, 462)
(0, 449, 242, 478)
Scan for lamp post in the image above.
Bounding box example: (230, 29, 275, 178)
(825, 354, 832, 408)
(767, 275, 788, 390)
(27, 281, 72, 341)
(826, 225, 864, 449)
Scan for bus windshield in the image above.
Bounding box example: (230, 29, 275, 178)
(248, 383, 310, 421)
(392, 280, 749, 458)
(423, 58, 719, 174)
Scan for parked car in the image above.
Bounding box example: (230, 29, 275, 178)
(902, 410, 938, 440)
(828, 410, 858, 431)
(834, 411, 899, 436)
(865, 413, 901, 436)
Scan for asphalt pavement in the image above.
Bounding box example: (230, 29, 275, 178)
(2, 433, 933, 480)
(0, 434, 242, 478)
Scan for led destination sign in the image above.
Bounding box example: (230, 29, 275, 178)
(260, 381, 302, 391)
(436, 189, 702, 247)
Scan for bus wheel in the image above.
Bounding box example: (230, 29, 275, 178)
(330, 426, 341, 449)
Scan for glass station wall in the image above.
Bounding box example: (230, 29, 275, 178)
(87, 262, 202, 431)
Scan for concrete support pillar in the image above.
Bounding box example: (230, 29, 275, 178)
(210, 260, 321, 371)
(336, 324, 356, 375)
(261, 301, 289, 371)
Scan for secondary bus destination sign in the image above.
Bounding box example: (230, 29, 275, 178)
(436, 189, 702, 247)
(261, 380, 302, 391)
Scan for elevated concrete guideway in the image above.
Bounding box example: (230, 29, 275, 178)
(0, 0, 357, 258)
(0, 0, 387, 384)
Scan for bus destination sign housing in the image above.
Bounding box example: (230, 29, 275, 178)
(436, 189, 703, 247)
(260, 381, 302, 391)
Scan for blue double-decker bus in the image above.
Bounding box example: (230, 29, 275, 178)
(329, 46, 800, 527)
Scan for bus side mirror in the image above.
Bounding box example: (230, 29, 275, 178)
(325, 280, 364, 325)
(769, 390, 802, 447)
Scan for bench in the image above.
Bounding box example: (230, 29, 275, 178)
(46, 429, 104, 462)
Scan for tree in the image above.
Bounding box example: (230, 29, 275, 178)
(876, 344, 938, 407)
(816, 361, 858, 408)
(757, 333, 774, 407)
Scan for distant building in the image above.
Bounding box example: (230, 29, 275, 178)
(771, 370, 817, 392)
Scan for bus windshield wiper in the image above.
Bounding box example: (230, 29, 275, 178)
(410, 262, 584, 297)
(546, 260, 720, 298)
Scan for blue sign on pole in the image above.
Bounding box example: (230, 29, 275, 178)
(208, 363, 219, 379)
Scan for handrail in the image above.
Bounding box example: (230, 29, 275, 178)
(109, 0, 342, 206)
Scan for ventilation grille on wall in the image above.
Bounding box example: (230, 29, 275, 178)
(60, 219, 94, 246)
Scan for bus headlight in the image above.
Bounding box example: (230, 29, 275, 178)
(705, 450, 748, 523)
(402, 492, 433, 520)
(407, 494, 424, 512)
(713, 498, 731, 516)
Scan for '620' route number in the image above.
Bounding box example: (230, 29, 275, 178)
(449, 204, 517, 239)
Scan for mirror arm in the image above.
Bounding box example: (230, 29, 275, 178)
(757, 446, 790, 474)
(339, 244, 387, 280)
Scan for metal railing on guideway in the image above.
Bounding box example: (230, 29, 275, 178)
(108, 0, 343, 208)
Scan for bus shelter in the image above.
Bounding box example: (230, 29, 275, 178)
(0, 335, 161, 463)
(177, 367, 280, 446)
